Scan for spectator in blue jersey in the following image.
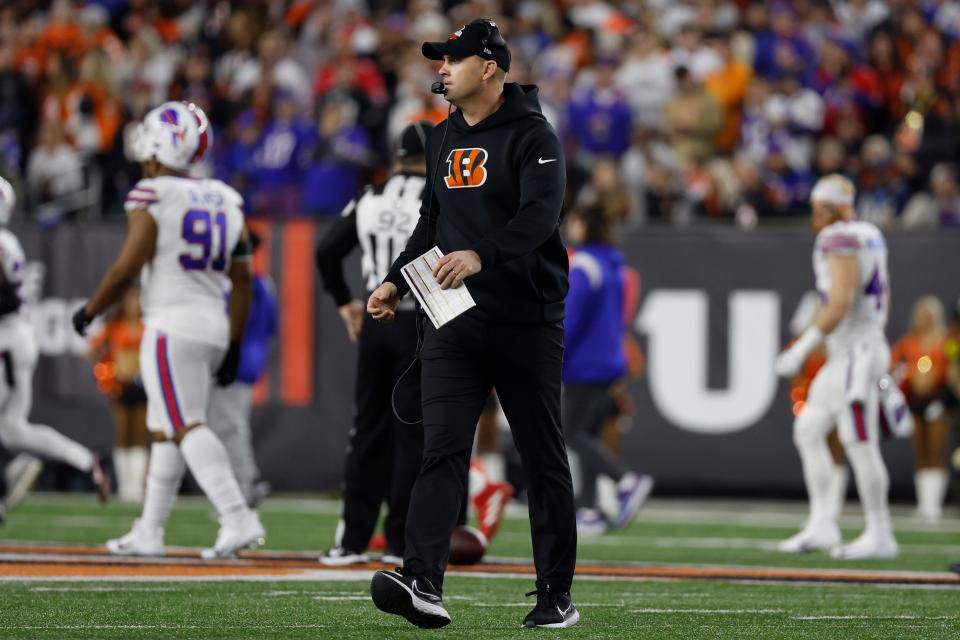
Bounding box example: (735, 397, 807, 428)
(752, 2, 815, 80)
(302, 94, 374, 216)
(248, 89, 317, 218)
(758, 139, 813, 216)
(562, 205, 653, 536)
(208, 230, 278, 506)
(566, 52, 632, 177)
(217, 109, 261, 204)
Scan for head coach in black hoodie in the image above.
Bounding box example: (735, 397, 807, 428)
(367, 18, 578, 631)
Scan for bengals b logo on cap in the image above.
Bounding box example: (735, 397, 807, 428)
(444, 148, 488, 188)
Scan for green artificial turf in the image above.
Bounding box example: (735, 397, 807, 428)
(1, 494, 958, 639)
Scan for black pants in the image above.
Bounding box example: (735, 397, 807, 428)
(404, 312, 577, 592)
(563, 382, 627, 509)
(340, 311, 423, 554)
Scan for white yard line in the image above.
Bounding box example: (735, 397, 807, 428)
(794, 615, 957, 621)
(498, 532, 960, 554)
(470, 602, 626, 607)
(631, 608, 784, 614)
(0, 625, 338, 630)
(29, 586, 176, 592)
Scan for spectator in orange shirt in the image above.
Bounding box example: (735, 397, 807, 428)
(704, 30, 752, 154)
(891, 296, 951, 521)
(89, 287, 148, 503)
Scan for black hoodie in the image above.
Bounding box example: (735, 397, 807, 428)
(384, 83, 568, 324)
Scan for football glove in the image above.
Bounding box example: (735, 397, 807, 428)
(72, 305, 93, 337)
(215, 340, 241, 386)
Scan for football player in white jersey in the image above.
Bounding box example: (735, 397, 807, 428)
(774, 174, 897, 560)
(72, 102, 265, 558)
(0, 176, 111, 504)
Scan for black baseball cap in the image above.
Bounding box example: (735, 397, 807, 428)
(422, 19, 511, 72)
(396, 120, 435, 158)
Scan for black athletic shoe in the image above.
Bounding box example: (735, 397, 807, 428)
(950, 561, 960, 575)
(521, 586, 580, 628)
(370, 569, 451, 628)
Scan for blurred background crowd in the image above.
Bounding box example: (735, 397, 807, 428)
(1, 0, 960, 228)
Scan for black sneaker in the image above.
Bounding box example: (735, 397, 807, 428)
(521, 586, 579, 628)
(950, 561, 960, 575)
(370, 569, 451, 628)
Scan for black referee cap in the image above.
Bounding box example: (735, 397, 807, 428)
(396, 120, 435, 159)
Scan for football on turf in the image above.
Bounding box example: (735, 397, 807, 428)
(448, 525, 488, 565)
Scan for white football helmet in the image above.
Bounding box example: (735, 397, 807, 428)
(133, 101, 212, 170)
(0, 176, 14, 226)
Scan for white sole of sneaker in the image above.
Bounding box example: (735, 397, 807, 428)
(831, 546, 899, 560)
(319, 554, 370, 566)
(777, 538, 840, 554)
(201, 531, 266, 560)
(524, 609, 581, 629)
(777, 527, 841, 554)
(371, 571, 451, 629)
(105, 541, 165, 557)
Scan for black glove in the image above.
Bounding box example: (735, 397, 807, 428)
(72, 305, 94, 336)
(0, 280, 22, 317)
(215, 340, 241, 386)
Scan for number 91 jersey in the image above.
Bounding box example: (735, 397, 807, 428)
(125, 176, 245, 347)
(813, 219, 889, 355)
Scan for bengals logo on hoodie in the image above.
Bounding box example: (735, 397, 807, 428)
(444, 148, 488, 188)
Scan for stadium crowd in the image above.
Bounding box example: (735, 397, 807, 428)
(1, 0, 960, 228)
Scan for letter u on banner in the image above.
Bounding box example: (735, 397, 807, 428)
(636, 290, 780, 434)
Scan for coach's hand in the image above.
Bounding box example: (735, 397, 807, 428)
(215, 340, 241, 386)
(368, 282, 400, 323)
(71, 304, 94, 337)
(338, 300, 365, 342)
(434, 250, 481, 290)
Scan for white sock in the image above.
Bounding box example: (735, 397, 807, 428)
(931, 468, 949, 514)
(127, 447, 148, 503)
(113, 448, 131, 501)
(845, 442, 892, 535)
(2, 421, 93, 472)
(477, 453, 505, 484)
(827, 464, 849, 521)
(795, 432, 835, 527)
(468, 461, 488, 500)
(179, 426, 250, 526)
(140, 442, 185, 531)
(597, 476, 619, 517)
(915, 468, 948, 519)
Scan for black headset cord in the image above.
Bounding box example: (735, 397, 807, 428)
(390, 102, 453, 426)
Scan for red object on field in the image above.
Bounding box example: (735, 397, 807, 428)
(368, 532, 386, 552)
(472, 481, 514, 542)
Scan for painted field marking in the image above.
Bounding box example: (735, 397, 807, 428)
(631, 608, 785, 614)
(29, 586, 176, 592)
(794, 615, 957, 621)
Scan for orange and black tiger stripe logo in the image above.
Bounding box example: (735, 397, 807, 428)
(444, 148, 489, 188)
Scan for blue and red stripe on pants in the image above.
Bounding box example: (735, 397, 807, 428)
(156, 333, 186, 430)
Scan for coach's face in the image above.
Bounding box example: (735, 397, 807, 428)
(439, 55, 497, 103)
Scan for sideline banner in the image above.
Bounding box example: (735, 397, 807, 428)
(18, 223, 959, 495)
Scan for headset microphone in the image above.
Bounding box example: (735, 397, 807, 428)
(430, 81, 446, 95)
